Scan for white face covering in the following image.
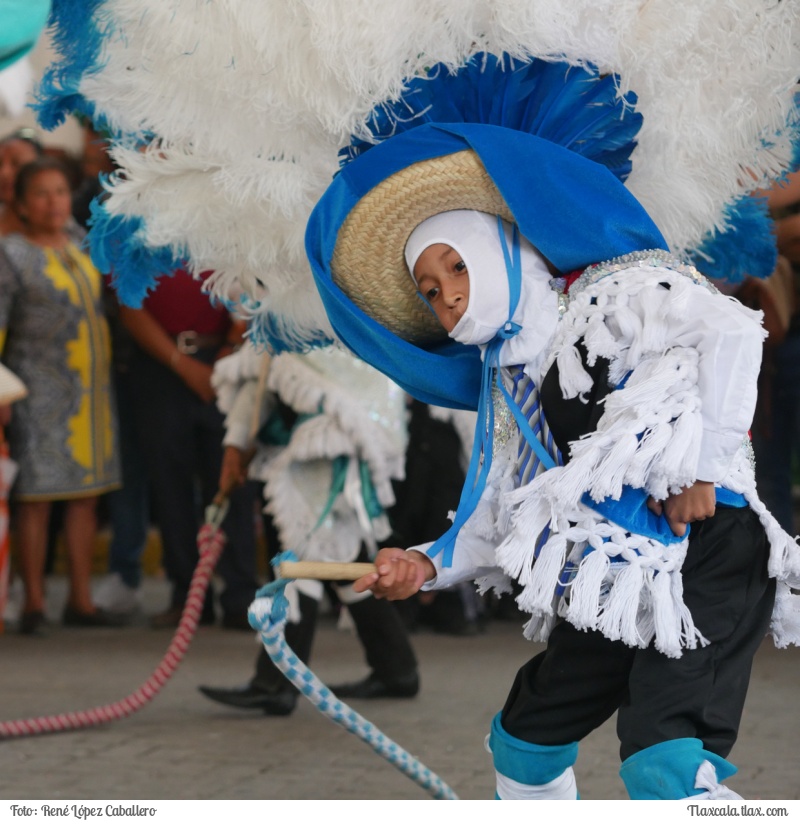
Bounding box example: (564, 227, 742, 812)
(405, 210, 560, 374)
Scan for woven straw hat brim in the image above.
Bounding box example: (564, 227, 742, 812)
(0, 362, 28, 405)
(331, 150, 513, 344)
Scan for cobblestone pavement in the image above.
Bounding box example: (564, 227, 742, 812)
(1, 576, 798, 801)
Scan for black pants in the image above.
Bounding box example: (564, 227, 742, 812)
(129, 348, 259, 615)
(501, 507, 776, 762)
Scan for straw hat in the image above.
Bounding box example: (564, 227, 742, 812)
(0, 362, 27, 406)
(331, 149, 513, 344)
(309, 122, 665, 410)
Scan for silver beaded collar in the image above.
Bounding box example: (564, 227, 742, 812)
(549, 248, 717, 311)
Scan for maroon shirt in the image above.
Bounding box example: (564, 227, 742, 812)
(142, 269, 230, 336)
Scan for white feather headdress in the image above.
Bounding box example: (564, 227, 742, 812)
(37, 0, 800, 351)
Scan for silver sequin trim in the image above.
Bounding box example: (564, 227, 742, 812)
(491, 382, 516, 455)
(565, 249, 718, 300)
(742, 437, 757, 473)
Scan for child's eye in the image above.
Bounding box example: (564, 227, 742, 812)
(454, 260, 467, 273)
(425, 287, 440, 301)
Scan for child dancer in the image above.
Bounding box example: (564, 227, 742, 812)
(304, 122, 800, 800)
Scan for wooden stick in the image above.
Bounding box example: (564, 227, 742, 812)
(277, 561, 376, 581)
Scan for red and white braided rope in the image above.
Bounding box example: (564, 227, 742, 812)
(0, 522, 226, 739)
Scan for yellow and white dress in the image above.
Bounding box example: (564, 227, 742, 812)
(0, 234, 120, 500)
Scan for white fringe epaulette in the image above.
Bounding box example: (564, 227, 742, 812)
(491, 259, 800, 657)
(260, 349, 407, 564)
(210, 340, 265, 416)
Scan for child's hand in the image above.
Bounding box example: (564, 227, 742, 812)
(353, 547, 435, 600)
(647, 481, 716, 537)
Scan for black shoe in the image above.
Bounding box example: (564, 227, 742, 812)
(19, 610, 47, 636)
(198, 683, 297, 716)
(62, 606, 126, 628)
(150, 604, 215, 629)
(330, 671, 419, 699)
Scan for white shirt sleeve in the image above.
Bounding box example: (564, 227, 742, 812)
(222, 381, 258, 449)
(409, 528, 500, 591)
(670, 287, 764, 482)
(222, 381, 276, 451)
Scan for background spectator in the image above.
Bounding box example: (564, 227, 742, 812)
(747, 172, 800, 534)
(118, 269, 260, 629)
(0, 156, 121, 634)
(198, 346, 418, 714)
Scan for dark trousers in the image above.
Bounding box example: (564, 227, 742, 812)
(501, 506, 776, 762)
(105, 369, 149, 589)
(344, 592, 419, 681)
(129, 349, 259, 615)
(253, 592, 319, 694)
(752, 332, 800, 534)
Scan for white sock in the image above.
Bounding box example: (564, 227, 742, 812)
(496, 767, 578, 800)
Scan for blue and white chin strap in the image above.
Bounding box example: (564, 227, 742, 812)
(427, 216, 556, 569)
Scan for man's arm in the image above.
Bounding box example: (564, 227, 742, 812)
(118, 304, 215, 403)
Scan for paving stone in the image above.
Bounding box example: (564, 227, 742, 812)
(0, 576, 797, 800)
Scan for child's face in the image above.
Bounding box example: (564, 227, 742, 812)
(413, 243, 470, 334)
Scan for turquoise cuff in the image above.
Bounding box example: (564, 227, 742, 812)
(620, 738, 737, 800)
(489, 713, 578, 785)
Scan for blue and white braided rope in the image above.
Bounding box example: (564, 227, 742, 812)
(248, 559, 459, 801)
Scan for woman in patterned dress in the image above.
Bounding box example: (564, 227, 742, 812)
(0, 157, 120, 634)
